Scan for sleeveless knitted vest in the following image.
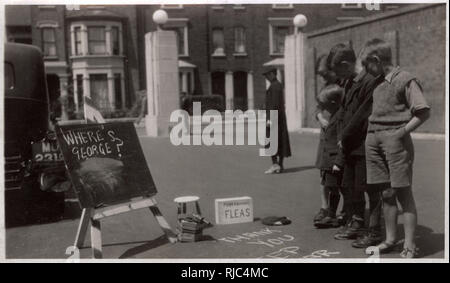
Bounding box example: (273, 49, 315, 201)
(369, 69, 417, 125)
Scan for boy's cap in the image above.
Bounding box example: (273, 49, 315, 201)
(262, 67, 277, 75)
(262, 216, 292, 226)
(329, 45, 356, 68)
(317, 84, 344, 105)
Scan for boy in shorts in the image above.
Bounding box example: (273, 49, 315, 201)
(362, 38, 430, 258)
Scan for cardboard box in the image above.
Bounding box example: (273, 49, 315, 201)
(215, 196, 253, 225)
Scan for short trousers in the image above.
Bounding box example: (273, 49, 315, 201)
(365, 128, 414, 188)
(320, 170, 342, 187)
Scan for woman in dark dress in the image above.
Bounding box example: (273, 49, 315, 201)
(263, 68, 291, 174)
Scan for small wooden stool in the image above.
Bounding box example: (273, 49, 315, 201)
(174, 196, 202, 220)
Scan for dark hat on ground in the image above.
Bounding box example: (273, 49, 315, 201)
(262, 67, 277, 75)
(262, 216, 292, 226)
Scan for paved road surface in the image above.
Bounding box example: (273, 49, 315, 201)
(5, 133, 446, 260)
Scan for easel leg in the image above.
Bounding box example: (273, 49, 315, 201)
(74, 208, 91, 248)
(90, 218, 103, 259)
(149, 205, 178, 243)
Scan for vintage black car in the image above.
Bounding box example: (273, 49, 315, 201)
(4, 43, 66, 227)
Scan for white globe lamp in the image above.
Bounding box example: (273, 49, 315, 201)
(153, 9, 168, 30)
(293, 14, 308, 33)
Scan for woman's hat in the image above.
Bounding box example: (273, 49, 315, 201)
(262, 67, 277, 76)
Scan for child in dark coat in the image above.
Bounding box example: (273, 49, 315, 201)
(314, 83, 345, 228)
(327, 43, 384, 249)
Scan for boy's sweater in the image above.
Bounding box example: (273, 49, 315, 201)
(369, 67, 426, 131)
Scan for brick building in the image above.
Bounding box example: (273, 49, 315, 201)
(6, 3, 444, 133)
(137, 3, 401, 111)
(303, 3, 446, 133)
(5, 5, 140, 118)
(5, 3, 397, 117)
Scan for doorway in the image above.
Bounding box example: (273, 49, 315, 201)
(46, 74, 61, 118)
(233, 71, 247, 111)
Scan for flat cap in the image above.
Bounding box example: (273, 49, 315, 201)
(262, 67, 278, 75)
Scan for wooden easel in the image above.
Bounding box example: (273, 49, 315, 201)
(69, 97, 177, 259)
(74, 197, 177, 258)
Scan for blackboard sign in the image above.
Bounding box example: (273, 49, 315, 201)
(56, 122, 157, 208)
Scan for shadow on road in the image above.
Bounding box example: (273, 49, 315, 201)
(281, 165, 316, 174)
(385, 225, 444, 258)
(118, 234, 217, 258)
(119, 235, 169, 258)
(408, 225, 444, 258)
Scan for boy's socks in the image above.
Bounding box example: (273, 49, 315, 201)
(328, 188, 340, 216)
(353, 200, 366, 221)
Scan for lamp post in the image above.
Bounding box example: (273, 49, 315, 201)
(145, 9, 179, 136)
(152, 9, 168, 30)
(293, 14, 308, 34)
(284, 14, 308, 131)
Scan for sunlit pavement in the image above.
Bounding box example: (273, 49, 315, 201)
(5, 132, 446, 260)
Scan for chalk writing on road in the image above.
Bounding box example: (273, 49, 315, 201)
(302, 250, 340, 258)
(218, 228, 282, 244)
(219, 228, 340, 259)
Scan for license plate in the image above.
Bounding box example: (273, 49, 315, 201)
(32, 139, 64, 163)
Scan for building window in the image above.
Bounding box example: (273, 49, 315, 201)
(341, 3, 363, 9)
(111, 26, 120, 55)
(76, 74, 84, 107)
(41, 28, 57, 57)
(187, 72, 192, 94)
(271, 25, 292, 55)
(74, 27, 82, 55)
(89, 74, 109, 110)
(211, 5, 225, 10)
(212, 28, 225, 56)
(160, 4, 183, 9)
(164, 19, 189, 57)
(38, 5, 56, 9)
(167, 26, 186, 56)
(86, 5, 105, 9)
(88, 26, 106, 55)
(71, 23, 123, 57)
(6, 26, 32, 45)
(114, 74, 122, 109)
(272, 4, 294, 9)
(234, 26, 246, 54)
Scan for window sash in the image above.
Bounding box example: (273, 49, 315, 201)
(341, 3, 364, 9)
(212, 28, 225, 55)
(76, 74, 84, 107)
(234, 27, 246, 53)
(114, 73, 122, 109)
(88, 27, 106, 54)
(167, 26, 186, 56)
(74, 27, 82, 55)
(89, 74, 109, 110)
(42, 28, 57, 56)
(272, 4, 293, 9)
(272, 26, 291, 54)
(111, 27, 120, 55)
